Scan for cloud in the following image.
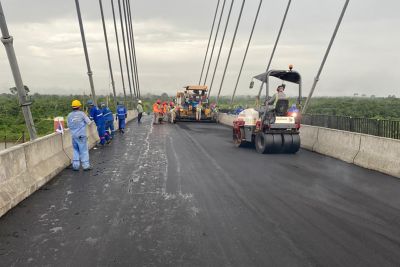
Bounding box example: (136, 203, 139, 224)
(1, 0, 400, 98)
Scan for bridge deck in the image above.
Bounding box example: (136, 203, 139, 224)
(1, 116, 400, 266)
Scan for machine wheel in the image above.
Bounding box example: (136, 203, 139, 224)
(255, 133, 275, 154)
(269, 134, 283, 153)
(255, 133, 267, 154)
(233, 128, 246, 148)
(291, 134, 301, 153)
(282, 134, 294, 153)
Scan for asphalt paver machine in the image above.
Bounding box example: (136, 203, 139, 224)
(233, 67, 302, 153)
(175, 85, 217, 122)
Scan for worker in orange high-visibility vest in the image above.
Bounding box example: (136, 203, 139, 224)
(162, 101, 168, 121)
(153, 99, 162, 124)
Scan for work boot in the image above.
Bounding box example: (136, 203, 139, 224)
(83, 166, 93, 171)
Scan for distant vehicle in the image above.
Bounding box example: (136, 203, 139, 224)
(233, 66, 302, 153)
(175, 85, 217, 122)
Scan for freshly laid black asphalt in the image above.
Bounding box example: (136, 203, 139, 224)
(1, 116, 400, 266)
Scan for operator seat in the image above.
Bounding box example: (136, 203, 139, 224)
(275, 99, 289, 116)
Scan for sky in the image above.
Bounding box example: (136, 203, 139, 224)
(0, 0, 399, 98)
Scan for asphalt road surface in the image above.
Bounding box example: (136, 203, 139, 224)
(1, 116, 400, 267)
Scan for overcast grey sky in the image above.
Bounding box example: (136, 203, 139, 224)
(1, 0, 399, 97)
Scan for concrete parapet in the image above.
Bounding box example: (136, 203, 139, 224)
(0, 145, 30, 217)
(354, 135, 400, 178)
(0, 112, 138, 218)
(313, 128, 361, 163)
(300, 125, 319, 151)
(218, 113, 236, 127)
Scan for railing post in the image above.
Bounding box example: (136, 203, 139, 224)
(349, 116, 353, 132)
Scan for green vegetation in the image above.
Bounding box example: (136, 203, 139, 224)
(220, 96, 400, 120)
(1, 93, 399, 142)
(0, 93, 152, 141)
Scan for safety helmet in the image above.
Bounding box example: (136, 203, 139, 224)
(277, 84, 286, 91)
(138, 100, 142, 104)
(71, 100, 82, 108)
(156, 99, 161, 104)
(87, 100, 94, 106)
(170, 101, 174, 106)
(100, 102, 106, 107)
(162, 101, 167, 105)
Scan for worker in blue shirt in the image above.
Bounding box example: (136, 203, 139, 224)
(116, 101, 127, 133)
(101, 102, 115, 140)
(87, 100, 109, 145)
(67, 100, 92, 171)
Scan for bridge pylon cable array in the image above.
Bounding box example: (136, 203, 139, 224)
(74, 0, 97, 105)
(199, 0, 221, 85)
(208, 0, 235, 98)
(203, 0, 227, 86)
(122, 0, 137, 100)
(257, 0, 292, 101)
(127, 0, 140, 98)
(111, 0, 128, 107)
(230, 0, 262, 105)
(99, 0, 117, 111)
(117, 0, 134, 106)
(216, 0, 246, 104)
(302, 0, 350, 114)
(0, 1, 37, 140)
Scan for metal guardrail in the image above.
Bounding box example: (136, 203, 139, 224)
(302, 114, 400, 140)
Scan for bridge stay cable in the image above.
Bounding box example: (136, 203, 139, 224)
(122, 0, 137, 100)
(111, 0, 128, 107)
(198, 0, 221, 85)
(117, 0, 134, 107)
(207, 0, 235, 98)
(257, 0, 292, 102)
(230, 0, 262, 105)
(203, 0, 227, 86)
(216, 0, 246, 104)
(302, 0, 350, 114)
(74, 0, 97, 105)
(0, 1, 37, 140)
(99, 0, 117, 111)
(127, 0, 140, 98)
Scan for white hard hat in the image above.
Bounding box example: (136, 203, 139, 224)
(138, 100, 142, 104)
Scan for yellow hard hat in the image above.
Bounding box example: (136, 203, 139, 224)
(71, 100, 82, 108)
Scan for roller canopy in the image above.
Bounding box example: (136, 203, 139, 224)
(254, 70, 301, 84)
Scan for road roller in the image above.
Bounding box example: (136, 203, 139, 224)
(233, 66, 302, 153)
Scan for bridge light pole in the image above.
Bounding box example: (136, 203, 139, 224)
(74, 0, 97, 105)
(302, 0, 350, 114)
(0, 1, 37, 140)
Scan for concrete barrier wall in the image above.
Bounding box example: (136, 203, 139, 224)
(313, 128, 362, 163)
(218, 113, 236, 127)
(299, 125, 319, 151)
(0, 111, 137, 218)
(354, 135, 400, 178)
(218, 113, 400, 178)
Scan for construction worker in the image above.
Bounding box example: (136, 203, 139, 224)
(101, 102, 114, 141)
(267, 85, 288, 111)
(196, 101, 202, 121)
(169, 102, 176, 123)
(137, 100, 144, 124)
(162, 101, 168, 121)
(67, 100, 92, 171)
(87, 100, 109, 145)
(153, 99, 162, 124)
(116, 101, 127, 133)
